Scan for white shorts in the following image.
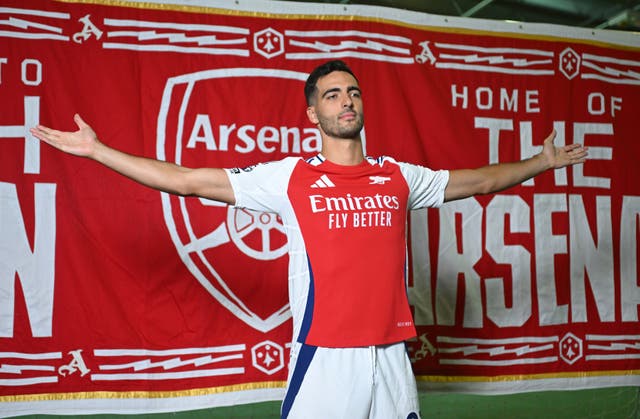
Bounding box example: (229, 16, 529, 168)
(281, 342, 420, 419)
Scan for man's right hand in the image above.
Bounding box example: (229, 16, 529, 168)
(30, 113, 235, 204)
(30, 113, 99, 158)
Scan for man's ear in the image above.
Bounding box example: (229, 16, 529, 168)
(306, 106, 319, 125)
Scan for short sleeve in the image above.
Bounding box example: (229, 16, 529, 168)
(398, 162, 450, 209)
(226, 157, 299, 213)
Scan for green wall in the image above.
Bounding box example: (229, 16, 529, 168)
(18, 386, 640, 418)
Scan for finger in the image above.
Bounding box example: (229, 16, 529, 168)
(29, 127, 44, 140)
(32, 126, 66, 145)
(574, 150, 589, 160)
(29, 127, 47, 139)
(33, 124, 50, 133)
(74, 113, 88, 129)
(30, 128, 55, 143)
(544, 129, 557, 144)
(569, 148, 588, 162)
(563, 143, 582, 151)
(34, 124, 55, 134)
(35, 125, 62, 139)
(569, 145, 587, 154)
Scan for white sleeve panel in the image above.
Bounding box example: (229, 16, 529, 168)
(398, 161, 450, 209)
(226, 157, 299, 213)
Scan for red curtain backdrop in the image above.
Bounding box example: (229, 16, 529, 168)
(1, 0, 638, 415)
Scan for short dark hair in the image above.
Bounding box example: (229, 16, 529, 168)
(304, 60, 358, 105)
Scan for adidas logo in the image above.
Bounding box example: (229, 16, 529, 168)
(310, 174, 335, 188)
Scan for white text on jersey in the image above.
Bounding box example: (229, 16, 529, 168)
(309, 193, 400, 213)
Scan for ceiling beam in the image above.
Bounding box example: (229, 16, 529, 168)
(462, 0, 495, 17)
(595, 4, 640, 29)
(513, 0, 606, 18)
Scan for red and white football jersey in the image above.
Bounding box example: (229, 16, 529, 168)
(227, 154, 449, 347)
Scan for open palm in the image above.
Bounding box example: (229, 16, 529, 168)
(542, 130, 588, 169)
(30, 114, 99, 158)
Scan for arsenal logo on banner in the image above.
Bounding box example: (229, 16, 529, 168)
(157, 68, 319, 332)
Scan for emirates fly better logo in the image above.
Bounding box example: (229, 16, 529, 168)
(157, 68, 319, 332)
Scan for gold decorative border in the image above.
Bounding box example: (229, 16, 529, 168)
(0, 380, 286, 403)
(417, 369, 640, 383)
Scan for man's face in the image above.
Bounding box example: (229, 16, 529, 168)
(307, 71, 364, 140)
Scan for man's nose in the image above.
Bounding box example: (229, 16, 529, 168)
(342, 94, 353, 107)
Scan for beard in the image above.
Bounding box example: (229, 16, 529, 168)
(317, 111, 364, 139)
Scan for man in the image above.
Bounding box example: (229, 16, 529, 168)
(30, 60, 587, 419)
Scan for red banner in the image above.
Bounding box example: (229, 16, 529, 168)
(1, 0, 639, 415)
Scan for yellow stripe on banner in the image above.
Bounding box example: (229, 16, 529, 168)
(416, 369, 640, 383)
(53, 0, 640, 52)
(0, 380, 286, 403)
(55, 0, 267, 18)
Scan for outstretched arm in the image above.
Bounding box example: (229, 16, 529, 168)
(444, 130, 587, 202)
(30, 114, 235, 204)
